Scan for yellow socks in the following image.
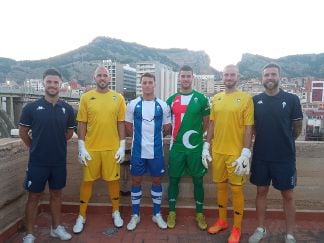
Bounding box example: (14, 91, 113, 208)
(79, 181, 93, 217)
(107, 180, 120, 212)
(217, 182, 228, 220)
(231, 184, 244, 229)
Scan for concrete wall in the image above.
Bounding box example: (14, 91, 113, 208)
(0, 138, 324, 234)
(0, 139, 28, 233)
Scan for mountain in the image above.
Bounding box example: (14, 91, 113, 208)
(2, 37, 324, 84)
(0, 37, 218, 84)
(238, 53, 324, 79)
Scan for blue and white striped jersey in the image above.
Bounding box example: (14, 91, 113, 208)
(126, 96, 171, 159)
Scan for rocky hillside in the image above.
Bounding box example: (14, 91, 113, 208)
(238, 53, 324, 79)
(0, 37, 218, 84)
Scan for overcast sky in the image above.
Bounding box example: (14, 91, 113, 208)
(0, 0, 323, 70)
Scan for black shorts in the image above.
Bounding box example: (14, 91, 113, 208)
(24, 164, 67, 193)
(250, 159, 296, 191)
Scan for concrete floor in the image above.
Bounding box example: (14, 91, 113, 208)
(6, 204, 324, 243)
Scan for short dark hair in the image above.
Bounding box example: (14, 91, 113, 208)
(140, 72, 155, 82)
(179, 65, 193, 75)
(262, 63, 281, 75)
(43, 68, 62, 80)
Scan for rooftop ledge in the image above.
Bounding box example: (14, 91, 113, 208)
(0, 138, 323, 241)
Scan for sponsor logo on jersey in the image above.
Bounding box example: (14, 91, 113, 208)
(257, 100, 263, 104)
(282, 101, 286, 109)
(36, 106, 45, 110)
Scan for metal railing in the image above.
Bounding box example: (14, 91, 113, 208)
(0, 86, 81, 100)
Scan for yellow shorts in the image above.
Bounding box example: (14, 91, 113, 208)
(82, 150, 120, 182)
(212, 153, 247, 186)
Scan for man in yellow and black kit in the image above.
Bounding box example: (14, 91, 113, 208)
(203, 64, 254, 243)
(73, 66, 126, 233)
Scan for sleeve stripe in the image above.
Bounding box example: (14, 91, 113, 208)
(18, 123, 31, 127)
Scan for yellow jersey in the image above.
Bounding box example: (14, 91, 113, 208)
(210, 91, 254, 155)
(77, 89, 126, 151)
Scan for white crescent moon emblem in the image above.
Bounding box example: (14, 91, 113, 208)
(182, 130, 198, 149)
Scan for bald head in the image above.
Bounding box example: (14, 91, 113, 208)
(223, 64, 239, 74)
(94, 65, 109, 77)
(222, 64, 240, 92)
(94, 65, 110, 92)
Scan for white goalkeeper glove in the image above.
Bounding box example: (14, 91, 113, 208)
(78, 140, 92, 166)
(231, 148, 251, 176)
(202, 142, 212, 169)
(115, 140, 125, 164)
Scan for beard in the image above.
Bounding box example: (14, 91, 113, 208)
(224, 80, 237, 90)
(45, 88, 59, 97)
(263, 80, 279, 90)
(96, 81, 109, 90)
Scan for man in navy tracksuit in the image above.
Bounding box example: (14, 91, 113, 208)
(248, 63, 303, 243)
(19, 68, 75, 243)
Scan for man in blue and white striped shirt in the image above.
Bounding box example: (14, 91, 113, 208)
(125, 73, 171, 231)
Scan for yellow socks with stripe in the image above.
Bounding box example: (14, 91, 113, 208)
(107, 180, 120, 212)
(231, 184, 244, 229)
(79, 181, 93, 217)
(217, 182, 228, 220)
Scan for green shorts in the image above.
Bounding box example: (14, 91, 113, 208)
(168, 149, 207, 177)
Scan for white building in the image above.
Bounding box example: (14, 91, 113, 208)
(25, 79, 44, 91)
(136, 62, 177, 100)
(194, 75, 218, 96)
(102, 60, 137, 100)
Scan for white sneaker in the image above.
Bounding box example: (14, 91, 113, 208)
(285, 234, 296, 243)
(248, 227, 267, 243)
(127, 214, 140, 231)
(152, 213, 167, 229)
(112, 210, 124, 228)
(73, 215, 86, 233)
(23, 234, 35, 243)
(50, 225, 72, 240)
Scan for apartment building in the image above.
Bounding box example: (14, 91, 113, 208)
(136, 62, 177, 100)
